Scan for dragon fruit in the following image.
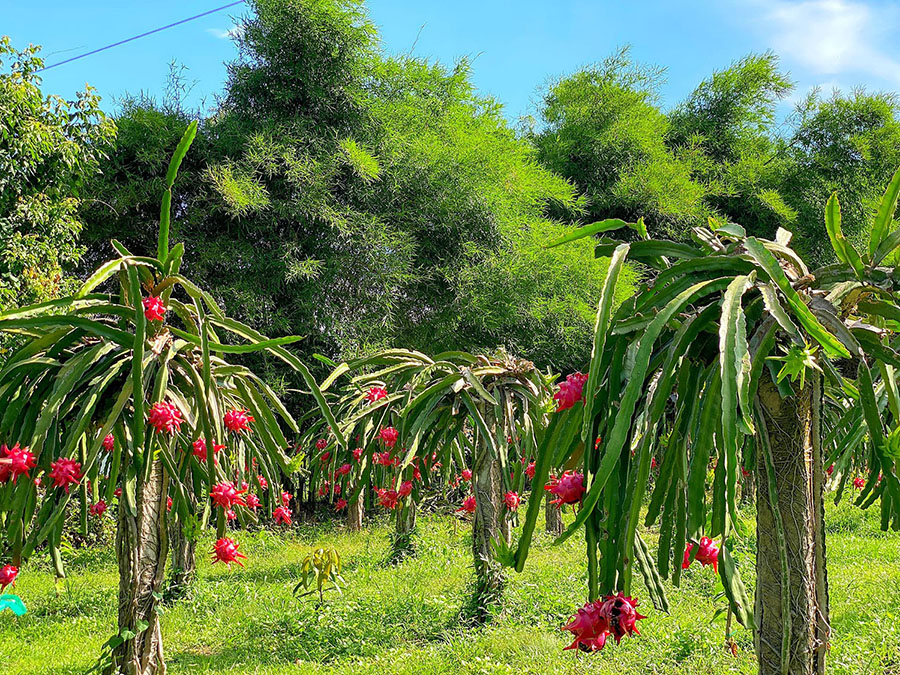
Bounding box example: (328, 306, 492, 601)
(398, 480, 413, 498)
(682, 537, 720, 573)
(365, 386, 388, 402)
(102, 434, 115, 452)
(597, 592, 645, 644)
(0, 443, 36, 484)
(379, 426, 399, 448)
(335, 498, 348, 511)
(210, 481, 247, 510)
(147, 401, 183, 435)
(554, 372, 589, 412)
(562, 593, 644, 652)
(142, 295, 166, 322)
(375, 487, 400, 509)
(281, 491, 291, 507)
(49, 457, 82, 492)
(211, 538, 246, 567)
(224, 408, 254, 434)
(504, 491, 520, 510)
(545, 471, 585, 507)
(456, 495, 476, 513)
(461, 468, 472, 481)
(0, 565, 19, 591)
(246, 493, 261, 510)
(273, 506, 292, 525)
(89, 500, 108, 517)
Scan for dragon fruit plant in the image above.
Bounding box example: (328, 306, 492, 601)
(506, 174, 900, 674)
(0, 123, 341, 675)
(318, 347, 550, 621)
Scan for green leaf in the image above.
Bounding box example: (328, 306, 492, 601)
(719, 544, 755, 630)
(824, 193, 864, 276)
(546, 219, 637, 248)
(870, 165, 900, 259)
(744, 238, 850, 359)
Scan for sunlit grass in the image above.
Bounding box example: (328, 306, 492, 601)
(1, 499, 897, 674)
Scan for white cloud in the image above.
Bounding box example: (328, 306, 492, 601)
(206, 25, 242, 40)
(759, 0, 900, 83)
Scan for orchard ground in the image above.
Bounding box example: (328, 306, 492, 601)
(1, 500, 897, 675)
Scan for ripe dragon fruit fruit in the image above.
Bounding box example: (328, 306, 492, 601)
(545, 471, 585, 507)
(374, 451, 395, 466)
(147, 401, 183, 435)
(0, 443, 36, 484)
(554, 372, 589, 412)
(102, 434, 115, 452)
(337, 463, 352, 476)
(166, 496, 173, 512)
(379, 426, 399, 448)
(211, 538, 246, 568)
(49, 457, 82, 492)
(504, 491, 520, 510)
(281, 491, 291, 507)
(352, 447, 364, 462)
(597, 592, 645, 644)
(224, 408, 254, 434)
(192, 438, 225, 462)
(316, 438, 328, 451)
(114, 487, 122, 498)
(273, 506, 292, 525)
(374, 487, 400, 509)
(225, 509, 237, 521)
(210, 481, 247, 510)
(562, 593, 645, 652)
(398, 480, 413, 498)
(258, 474, 268, 490)
(525, 461, 536, 479)
(461, 468, 472, 481)
(320, 451, 331, 464)
(334, 498, 348, 511)
(365, 386, 388, 402)
(0, 565, 18, 591)
(142, 295, 166, 322)
(456, 495, 477, 513)
(682, 537, 720, 573)
(89, 500, 108, 517)
(853, 476, 866, 489)
(246, 493, 261, 510)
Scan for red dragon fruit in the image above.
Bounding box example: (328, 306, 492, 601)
(456, 495, 477, 513)
(0, 443, 36, 484)
(0, 565, 19, 591)
(597, 592, 645, 644)
(562, 600, 609, 652)
(258, 474, 268, 491)
(211, 538, 246, 568)
(281, 491, 291, 507)
(224, 408, 254, 434)
(545, 471, 585, 507)
(49, 457, 82, 492)
(89, 500, 108, 517)
(374, 451, 395, 466)
(379, 426, 399, 448)
(142, 295, 166, 322)
(337, 463, 352, 476)
(352, 447, 364, 462)
(210, 481, 247, 510)
(853, 476, 866, 489)
(461, 468, 472, 481)
(554, 372, 589, 412)
(315, 438, 328, 451)
(504, 491, 520, 510)
(682, 537, 720, 573)
(147, 401, 183, 435)
(398, 480, 413, 498)
(102, 434, 115, 452)
(225, 509, 237, 521)
(335, 498, 348, 511)
(192, 438, 225, 462)
(246, 493, 261, 510)
(525, 461, 536, 479)
(365, 386, 388, 402)
(166, 496, 173, 512)
(273, 506, 292, 525)
(375, 487, 400, 509)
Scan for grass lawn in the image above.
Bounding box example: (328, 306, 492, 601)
(1, 499, 898, 674)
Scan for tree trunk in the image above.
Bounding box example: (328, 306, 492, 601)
(109, 458, 169, 675)
(755, 372, 828, 675)
(545, 491, 563, 536)
(346, 494, 364, 532)
(472, 444, 503, 621)
(389, 499, 417, 562)
(165, 519, 195, 601)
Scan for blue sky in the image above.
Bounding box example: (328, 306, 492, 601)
(5, 0, 900, 120)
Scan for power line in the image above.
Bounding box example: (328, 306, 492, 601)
(36, 1, 246, 73)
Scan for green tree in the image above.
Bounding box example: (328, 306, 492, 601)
(0, 38, 114, 315)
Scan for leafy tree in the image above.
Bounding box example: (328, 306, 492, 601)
(0, 125, 339, 674)
(0, 38, 114, 315)
(532, 47, 713, 239)
(505, 176, 900, 674)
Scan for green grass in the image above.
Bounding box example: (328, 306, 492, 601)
(1, 499, 898, 674)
